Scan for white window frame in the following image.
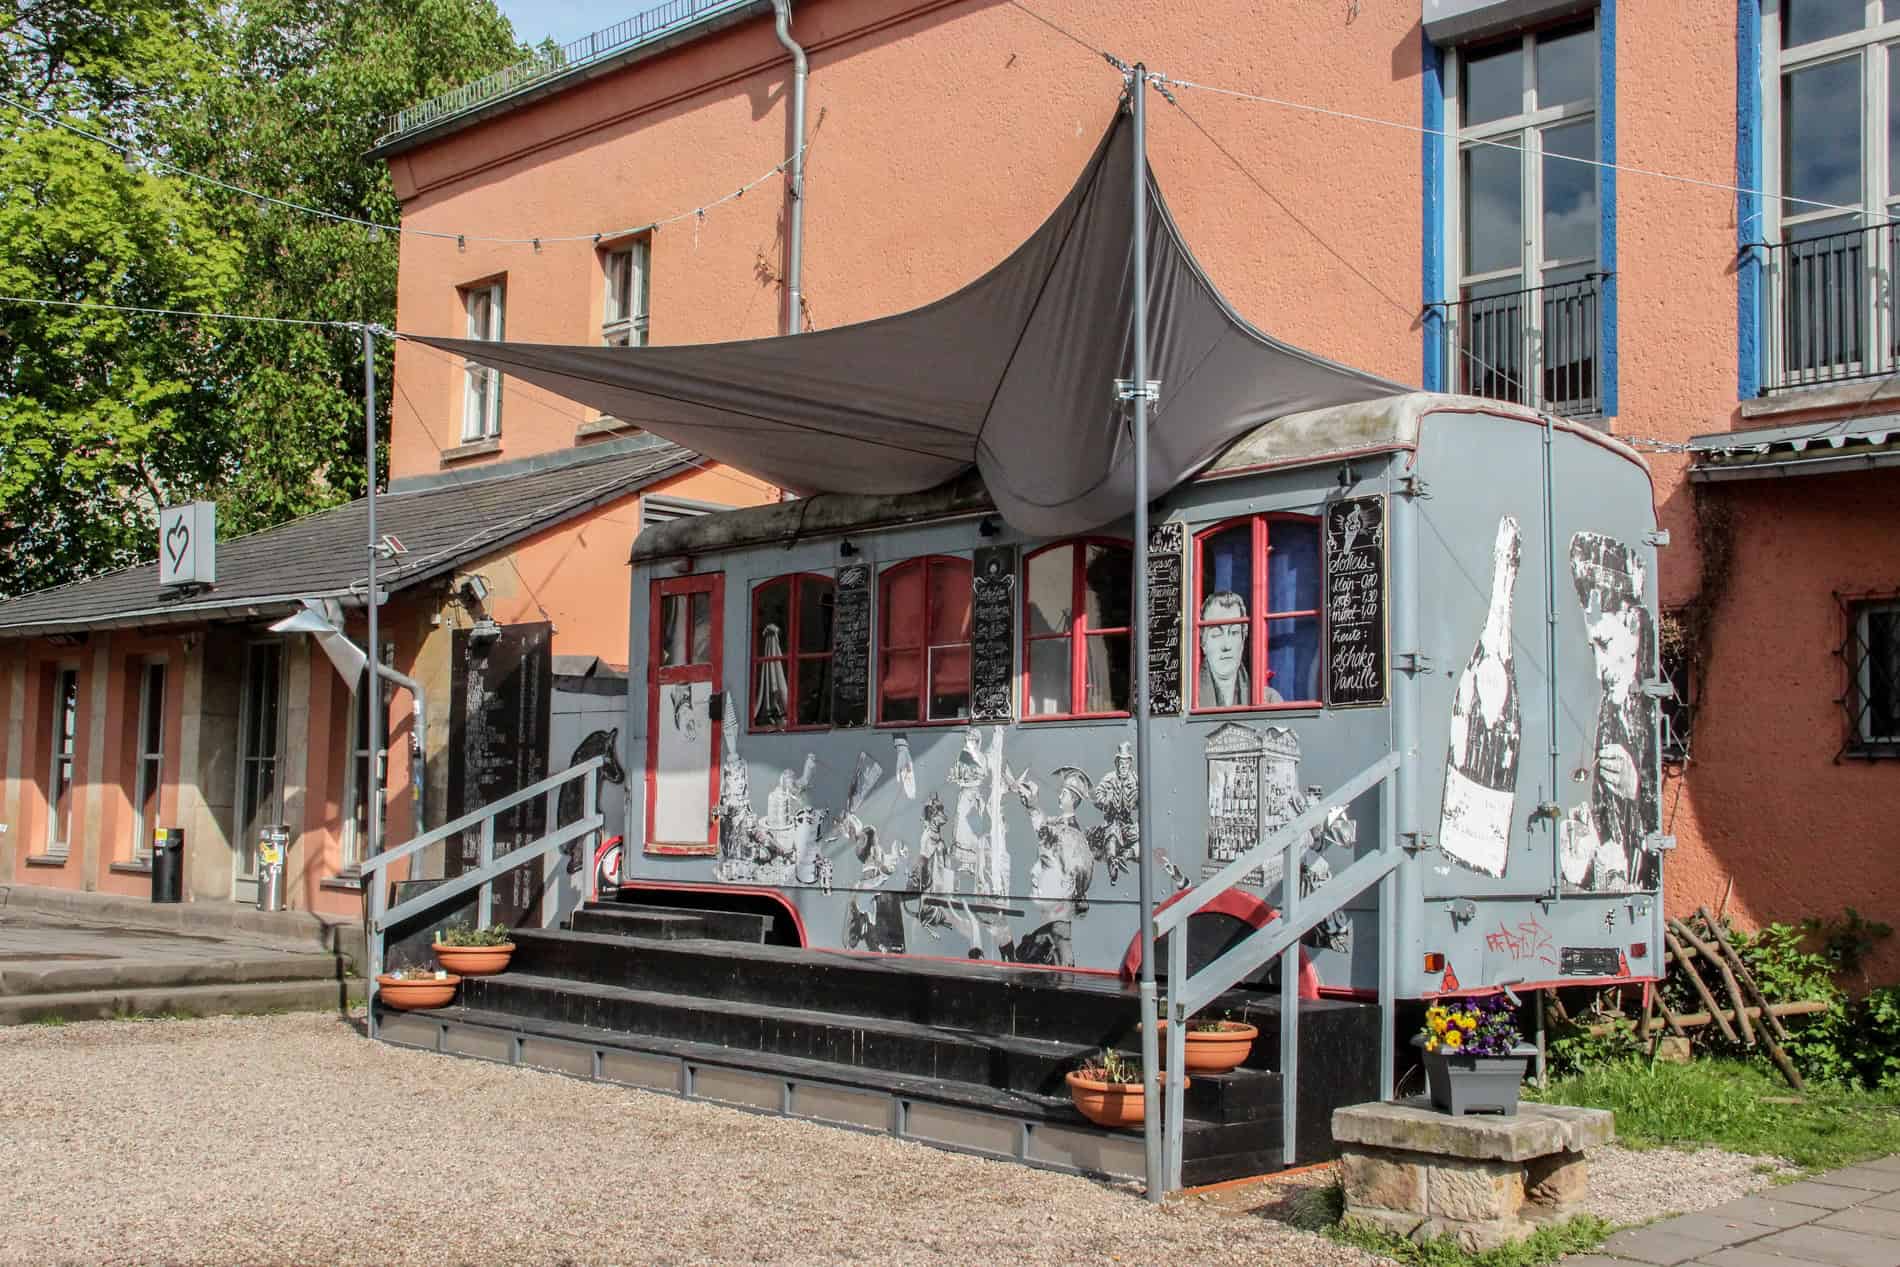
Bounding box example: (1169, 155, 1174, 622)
(1442, 17, 1601, 413)
(339, 670, 378, 871)
(602, 238, 650, 348)
(461, 280, 504, 442)
(1762, 1, 1900, 388)
(131, 659, 166, 860)
(45, 664, 79, 857)
(234, 639, 285, 897)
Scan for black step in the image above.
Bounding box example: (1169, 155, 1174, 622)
(573, 902, 775, 944)
(1181, 1066, 1284, 1126)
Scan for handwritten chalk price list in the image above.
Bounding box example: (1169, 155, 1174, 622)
(1325, 496, 1387, 707)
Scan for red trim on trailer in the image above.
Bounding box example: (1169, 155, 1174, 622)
(645, 572, 723, 855)
(1119, 887, 1320, 1000)
(615, 879, 811, 947)
(1020, 536, 1135, 722)
(747, 571, 837, 733)
(1422, 974, 1661, 999)
(1190, 513, 1324, 713)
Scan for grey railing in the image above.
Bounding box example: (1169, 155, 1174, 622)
(1436, 276, 1603, 419)
(358, 756, 604, 1029)
(1151, 750, 1401, 1191)
(378, 0, 758, 145)
(1765, 221, 1900, 393)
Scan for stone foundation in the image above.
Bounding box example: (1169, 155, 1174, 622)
(1332, 1099, 1615, 1252)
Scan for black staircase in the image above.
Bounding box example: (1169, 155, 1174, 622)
(377, 898, 1379, 1185)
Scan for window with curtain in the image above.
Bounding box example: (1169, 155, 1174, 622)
(879, 556, 973, 723)
(751, 573, 836, 730)
(1192, 515, 1323, 710)
(45, 666, 79, 855)
(131, 661, 166, 859)
(460, 280, 505, 442)
(1023, 539, 1133, 718)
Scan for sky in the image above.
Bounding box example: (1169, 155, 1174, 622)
(494, 0, 664, 48)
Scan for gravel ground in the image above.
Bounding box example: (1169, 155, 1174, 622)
(0, 1012, 1392, 1267)
(1569, 1141, 1790, 1226)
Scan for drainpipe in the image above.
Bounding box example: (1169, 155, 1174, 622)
(771, 0, 807, 338)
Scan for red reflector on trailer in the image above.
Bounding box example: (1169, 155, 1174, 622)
(1424, 953, 1445, 973)
(1630, 943, 1649, 960)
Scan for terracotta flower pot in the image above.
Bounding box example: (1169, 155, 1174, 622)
(1157, 1019, 1260, 1074)
(376, 973, 460, 1010)
(432, 942, 516, 976)
(1065, 1069, 1189, 1129)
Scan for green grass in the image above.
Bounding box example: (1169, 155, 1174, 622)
(29, 1014, 68, 1027)
(1530, 1057, 1900, 1170)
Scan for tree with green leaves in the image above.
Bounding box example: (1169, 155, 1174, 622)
(0, 0, 520, 597)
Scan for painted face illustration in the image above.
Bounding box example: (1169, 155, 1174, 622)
(1200, 593, 1248, 697)
(1584, 602, 1641, 696)
(1029, 832, 1091, 917)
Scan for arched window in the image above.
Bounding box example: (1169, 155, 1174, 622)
(750, 573, 836, 730)
(1192, 515, 1323, 710)
(878, 556, 972, 723)
(1023, 538, 1133, 718)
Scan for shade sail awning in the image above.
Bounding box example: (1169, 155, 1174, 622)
(410, 111, 1404, 536)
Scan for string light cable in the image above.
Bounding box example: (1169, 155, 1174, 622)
(0, 90, 820, 250)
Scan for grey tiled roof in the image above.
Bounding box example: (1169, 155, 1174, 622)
(0, 438, 693, 637)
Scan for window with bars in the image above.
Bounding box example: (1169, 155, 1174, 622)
(751, 573, 836, 731)
(45, 666, 79, 856)
(131, 661, 166, 859)
(460, 280, 505, 441)
(602, 239, 650, 347)
(1840, 593, 1900, 757)
(1023, 539, 1133, 719)
(1442, 17, 1603, 416)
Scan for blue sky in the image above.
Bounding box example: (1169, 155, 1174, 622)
(494, 1, 661, 48)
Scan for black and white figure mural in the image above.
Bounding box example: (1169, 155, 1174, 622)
(1007, 766, 1096, 965)
(1439, 516, 1523, 878)
(1560, 532, 1660, 893)
(1088, 742, 1140, 885)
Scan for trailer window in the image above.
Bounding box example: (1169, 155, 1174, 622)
(1193, 515, 1323, 710)
(751, 573, 836, 730)
(1024, 539, 1132, 718)
(879, 556, 972, 723)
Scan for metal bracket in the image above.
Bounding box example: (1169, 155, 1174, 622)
(1645, 528, 1671, 547)
(1641, 678, 1678, 700)
(1642, 831, 1677, 854)
(1115, 378, 1161, 402)
(1394, 652, 1434, 675)
(1400, 474, 1432, 499)
(1400, 831, 1436, 854)
(1448, 898, 1477, 926)
(1530, 801, 1563, 823)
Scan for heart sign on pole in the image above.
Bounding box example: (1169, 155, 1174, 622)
(157, 502, 217, 588)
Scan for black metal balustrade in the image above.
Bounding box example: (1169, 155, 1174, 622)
(1766, 221, 1900, 393)
(1437, 275, 1602, 419)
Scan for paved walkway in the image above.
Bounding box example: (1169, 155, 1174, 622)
(1568, 1156, 1900, 1267)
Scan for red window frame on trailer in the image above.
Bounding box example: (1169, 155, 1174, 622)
(1021, 537, 1134, 720)
(644, 572, 723, 855)
(1191, 513, 1324, 711)
(749, 572, 836, 732)
(877, 555, 973, 725)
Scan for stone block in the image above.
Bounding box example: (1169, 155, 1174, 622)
(1341, 1147, 1426, 1213)
(1427, 1155, 1525, 1221)
(1333, 1098, 1613, 1161)
(1419, 1216, 1537, 1253)
(1341, 1207, 1426, 1241)
(1525, 1148, 1587, 1206)
(1654, 1036, 1693, 1063)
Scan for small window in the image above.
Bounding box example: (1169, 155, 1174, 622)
(1193, 516, 1323, 710)
(1844, 595, 1900, 757)
(131, 661, 166, 858)
(659, 591, 713, 667)
(879, 556, 973, 723)
(1024, 539, 1132, 718)
(752, 573, 836, 730)
(602, 239, 650, 347)
(46, 666, 79, 855)
(460, 280, 504, 442)
(342, 671, 378, 870)
(1659, 609, 1696, 764)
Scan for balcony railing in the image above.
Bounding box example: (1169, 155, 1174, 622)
(1765, 221, 1900, 394)
(1435, 275, 1603, 419)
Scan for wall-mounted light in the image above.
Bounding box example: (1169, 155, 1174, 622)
(839, 539, 859, 558)
(1336, 462, 1357, 490)
(978, 516, 1000, 538)
(468, 617, 502, 646)
(458, 574, 490, 606)
(671, 556, 695, 575)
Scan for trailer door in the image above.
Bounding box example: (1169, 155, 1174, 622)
(646, 573, 723, 854)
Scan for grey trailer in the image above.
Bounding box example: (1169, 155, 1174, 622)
(623, 392, 1668, 1004)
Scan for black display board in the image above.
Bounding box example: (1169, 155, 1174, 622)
(970, 545, 1016, 722)
(446, 621, 552, 927)
(829, 563, 872, 728)
(1146, 520, 1186, 715)
(1324, 496, 1387, 708)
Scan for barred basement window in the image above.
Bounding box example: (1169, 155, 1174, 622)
(1659, 608, 1696, 763)
(1840, 592, 1900, 760)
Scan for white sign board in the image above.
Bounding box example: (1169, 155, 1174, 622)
(158, 502, 216, 587)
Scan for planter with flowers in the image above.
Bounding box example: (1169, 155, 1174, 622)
(1413, 995, 1536, 1116)
(376, 964, 460, 1010)
(431, 922, 516, 976)
(1154, 1016, 1259, 1074)
(1065, 1049, 1189, 1129)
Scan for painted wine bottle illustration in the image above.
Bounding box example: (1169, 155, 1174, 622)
(1439, 516, 1522, 878)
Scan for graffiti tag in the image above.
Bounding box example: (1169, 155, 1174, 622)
(1485, 917, 1556, 966)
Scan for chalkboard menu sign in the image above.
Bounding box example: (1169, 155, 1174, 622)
(1146, 520, 1186, 715)
(970, 545, 1016, 722)
(830, 563, 872, 728)
(446, 621, 552, 925)
(1325, 496, 1387, 708)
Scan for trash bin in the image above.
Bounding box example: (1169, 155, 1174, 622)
(151, 828, 183, 903)
(257, 826, 291, 912)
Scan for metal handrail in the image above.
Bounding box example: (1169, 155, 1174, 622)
(362, 757, 603, 1032)
(1433, 275, 1603, 419)
(1764, 220, 1900, 393)
(1155, 750, 1402, 1191)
